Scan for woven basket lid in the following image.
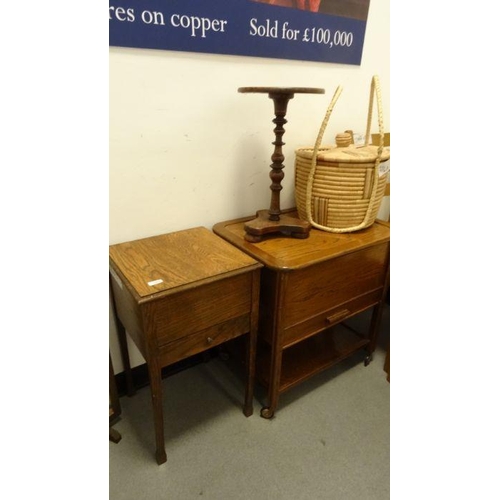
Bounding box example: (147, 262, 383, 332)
(296, 143, 390, 164)
(297, 132, 390, 164)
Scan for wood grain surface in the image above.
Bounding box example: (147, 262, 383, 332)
(109, 227, 257, 297)
(213, 210, 390, 270)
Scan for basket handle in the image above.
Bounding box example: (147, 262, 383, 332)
(305, 85, 343, 227)
(364, 74, 385, 165)
(305, 75, 386, 233)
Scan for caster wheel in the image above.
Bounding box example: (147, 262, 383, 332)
(260, 407, 274, 419)
(364, 354, 372, 366)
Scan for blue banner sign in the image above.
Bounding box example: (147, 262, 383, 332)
(109, 0, 370, 65)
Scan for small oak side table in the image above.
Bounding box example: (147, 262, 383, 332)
(109, 227, 262, 464)
(213, 210, 390, 418)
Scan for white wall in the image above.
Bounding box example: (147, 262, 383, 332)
(109, 0, 390, 372)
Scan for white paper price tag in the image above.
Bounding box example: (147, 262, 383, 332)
(148, 279, 164, 287)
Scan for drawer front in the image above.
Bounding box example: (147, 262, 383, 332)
(143, 272, 253, 346)
(282, 290, 382, 347)
(158, 314, 250, 367)
(283, 243, 388, 328)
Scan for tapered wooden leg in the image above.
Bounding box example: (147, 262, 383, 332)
(261, 272, 286, 419)
(384, 348, 390, 382)
(115, 316, 136, 397)
(367, 267, 390, 356)
(109, 427, 122, 443)
(260, 347, 282, 419)
(148, 359, 166, 465)
(243, 331, 255, 417)
(244, 271, 260, 417)
(109, 276, 136, 396)
(368, 303, 385, 355)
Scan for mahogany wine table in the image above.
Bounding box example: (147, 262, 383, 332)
(213, 211, 390, 418)
(109, 227, 262, 464)
(238, 87, 324, 242)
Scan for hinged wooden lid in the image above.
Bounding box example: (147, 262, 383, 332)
(109, 227, 260, 297)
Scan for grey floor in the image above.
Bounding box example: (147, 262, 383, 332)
(109, 306, 390, 500)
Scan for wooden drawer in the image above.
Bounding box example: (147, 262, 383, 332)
(282, 289, 382, 348)
(282, 243, 388, 328)
(142, 273, 253, 346)
(159, 314, 250, 367)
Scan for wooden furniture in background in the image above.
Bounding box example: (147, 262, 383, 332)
(109, 353, 122, 443)
(371, 132, 390, 147)
(214, 210, 390, 418)
(109, 227, 262, 464)
(384, 348, 390, 382)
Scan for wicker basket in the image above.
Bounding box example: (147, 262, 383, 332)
(294, 75, 390, 233)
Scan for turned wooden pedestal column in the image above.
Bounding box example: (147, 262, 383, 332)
(238, 87, 324, 242)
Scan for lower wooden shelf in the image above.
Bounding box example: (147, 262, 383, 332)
(257, 325, 368, 394)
